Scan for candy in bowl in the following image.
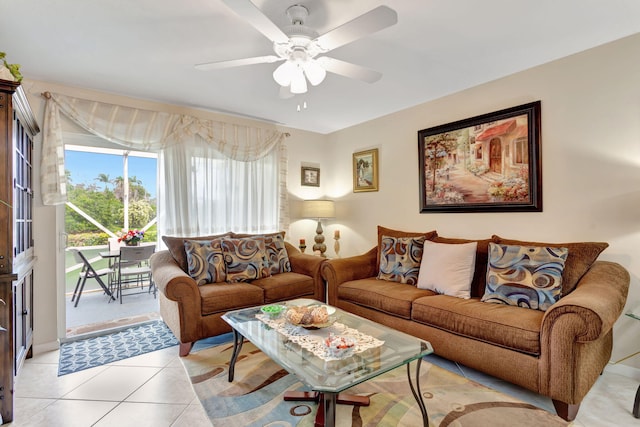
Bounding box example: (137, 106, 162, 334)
(324, 334, 356, 358)
(260, 304, 286, 318)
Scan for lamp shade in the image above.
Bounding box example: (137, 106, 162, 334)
(301, 200, 335, 219)
(290, 67, 308, 94)
(273, 60, 297, 86)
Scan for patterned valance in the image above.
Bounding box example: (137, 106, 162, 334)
(40, 92, 288, 205)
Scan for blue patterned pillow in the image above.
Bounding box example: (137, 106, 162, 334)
(221, 237, 270, 282)
(482, 243, 568, 311)
(184, 239, 226, 285)
(264, 232, 291, 275)
(377, 235, 425, 285)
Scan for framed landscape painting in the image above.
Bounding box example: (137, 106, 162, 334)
(418, 101, 542, 213)
(353, 149, 379, 192)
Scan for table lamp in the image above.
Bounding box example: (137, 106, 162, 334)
(301, 199, 335, 257)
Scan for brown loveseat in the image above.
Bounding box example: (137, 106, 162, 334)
(150, 232, 326, 356)
(321, 226, 630, 421)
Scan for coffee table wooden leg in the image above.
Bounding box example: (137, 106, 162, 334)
(228, 329, 244, 382)
(407, 358, 429, 427)
(284, 391, 369, 407)
(284, 391, 319, 402)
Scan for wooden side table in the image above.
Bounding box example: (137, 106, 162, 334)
(625, 313, 640, 418)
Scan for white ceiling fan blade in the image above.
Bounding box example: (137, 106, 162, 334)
(195, 55, 282, 71)
(314, 6, 398, 51)
(222, 0, 289, 44)
(316, 57, 382, 83)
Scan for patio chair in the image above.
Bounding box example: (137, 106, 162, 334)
(70, 249, 116, 307)
(117, 244, 156, 304)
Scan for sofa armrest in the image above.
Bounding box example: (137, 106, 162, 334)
(322, 246, 378, 306)
(542, 261, 630, 343)
(150, 250, 200, 302)
(285, 242, 327, 302)
(539, 260, 629, 399)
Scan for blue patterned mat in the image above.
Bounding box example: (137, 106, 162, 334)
(58, 320, 179, 376)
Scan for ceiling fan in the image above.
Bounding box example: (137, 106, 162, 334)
(195, 0, 398, 96)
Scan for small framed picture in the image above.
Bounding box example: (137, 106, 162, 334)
(353, 149, 379, 192)
(301, 166, 320, 187)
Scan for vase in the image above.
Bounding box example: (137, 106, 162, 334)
(125, 241, 140, 246)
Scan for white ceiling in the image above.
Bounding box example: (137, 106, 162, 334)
(2, 0, 640, 134)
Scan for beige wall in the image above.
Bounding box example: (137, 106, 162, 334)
(323, 33, 640, 367)
(22, 32, 640, 368)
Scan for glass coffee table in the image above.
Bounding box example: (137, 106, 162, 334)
(222, 298, 433, 427)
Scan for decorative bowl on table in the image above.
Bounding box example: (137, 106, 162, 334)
(324, 334, 356, 358)
(260, 304, 287, 319)
(285, 304, 336, 328)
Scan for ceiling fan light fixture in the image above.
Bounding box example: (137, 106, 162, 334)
(303, 59, 326, 86)
(273, 60, 297, 86)
(290, 67, 308, 94)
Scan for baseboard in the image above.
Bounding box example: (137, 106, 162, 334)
(605, 361, 640, 382)
(33, 340, 60, 354)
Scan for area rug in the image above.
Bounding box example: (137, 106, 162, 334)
(180, 341, 570, 427)
(58, 320, 179, 376)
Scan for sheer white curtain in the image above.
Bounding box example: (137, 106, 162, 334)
(158, 138, 284, 236)
(41, 92, 290, 237)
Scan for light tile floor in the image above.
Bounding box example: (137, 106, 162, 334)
(7, 342, 640, 426)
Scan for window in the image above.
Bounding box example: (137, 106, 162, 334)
(513, 137, 528, 165)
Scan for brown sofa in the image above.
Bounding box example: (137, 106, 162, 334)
(150, 232, 326, 356)
(321, 227, 630, 421)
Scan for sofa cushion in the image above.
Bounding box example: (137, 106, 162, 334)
(417, 240, 477, 299)
(492, 235, 608, 296)
(221, 236, 271, 282)
(252, 272, 315, 303)
(432, 235, 492, 298)
(162, 232, 231, 272)
(264, 232, 292, 275)
(378, 235, 425, 285)
(376, 226, 437, 271)
(199, 282, 265, 315)
(339, 278, 436, 319)
(482, 243, 568, 311)
(412, 295, 543, 355)
(184, 239, 226, 285)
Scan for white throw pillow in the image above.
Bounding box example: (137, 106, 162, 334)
(417, 240, 477, 299)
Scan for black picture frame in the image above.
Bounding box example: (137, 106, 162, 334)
(418, 101, 542, 213)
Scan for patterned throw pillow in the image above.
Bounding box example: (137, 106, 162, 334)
(264, 233, 291, 275)
(377, 235, 426, 285)
(482, 243, 568, 311)
(183, 239, 226, 285)
(221, 237, 271, 282)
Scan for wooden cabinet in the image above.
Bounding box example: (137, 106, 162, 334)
(0, 79, 39, 424)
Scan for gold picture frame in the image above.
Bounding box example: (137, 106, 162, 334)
(353, 149, 379, 192)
